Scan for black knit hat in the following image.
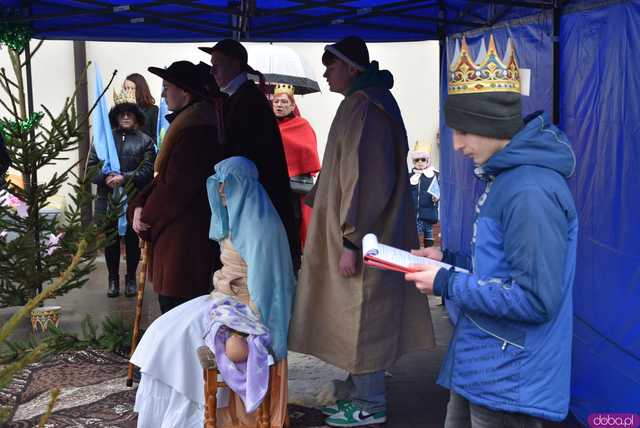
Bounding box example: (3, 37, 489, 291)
(445, 35, 523, 139)
(108, 103, 145, 129)
(445, 93, 523, 139)
(322, 36, 370, 71)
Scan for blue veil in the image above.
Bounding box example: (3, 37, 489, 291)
(206, 156, 296, 361)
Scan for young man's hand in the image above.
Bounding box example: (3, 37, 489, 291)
(411, 246, 443, 261)
(405, 264, 441, 294)
(339, 248, 359, 278)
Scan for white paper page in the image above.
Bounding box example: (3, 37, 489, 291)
(362, 234, 380, 256)
(362, 233, 468, 273)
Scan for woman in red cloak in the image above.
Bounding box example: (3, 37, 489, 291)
(272, 84, 321, 250)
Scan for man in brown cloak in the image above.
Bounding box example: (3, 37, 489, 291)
(288, 36, 436, 427)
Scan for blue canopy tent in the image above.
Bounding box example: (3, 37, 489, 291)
(2, 0, 639, 424)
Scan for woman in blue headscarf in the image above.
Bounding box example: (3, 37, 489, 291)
(131, 156, 296, 428)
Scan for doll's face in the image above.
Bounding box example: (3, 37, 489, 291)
(218, 182, 227, 207)
(272, 93, 295, 117)
(413, 154, 431, 170)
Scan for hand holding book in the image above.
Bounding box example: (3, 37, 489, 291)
(362, 234, 468, 274)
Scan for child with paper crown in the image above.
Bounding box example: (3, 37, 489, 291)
(410, 139, 439, 248)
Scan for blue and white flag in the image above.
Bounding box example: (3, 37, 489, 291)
(156, 82, 170, 152)
(92, 64, 127, 236)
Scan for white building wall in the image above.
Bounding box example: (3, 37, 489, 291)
(1, 40, 439, 203)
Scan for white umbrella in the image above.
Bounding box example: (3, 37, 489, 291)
(246, 44, 320, 95)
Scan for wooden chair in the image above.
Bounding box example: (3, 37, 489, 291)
(432, 222, 442, 248)
(197, 346, 272, 428)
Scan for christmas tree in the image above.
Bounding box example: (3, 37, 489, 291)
(0, 26, 119, 307)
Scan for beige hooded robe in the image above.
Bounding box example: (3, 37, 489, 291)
(289, 86, 436, 374)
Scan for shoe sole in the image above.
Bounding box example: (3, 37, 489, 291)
(326, 417, 387, 427)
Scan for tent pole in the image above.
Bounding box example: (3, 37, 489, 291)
(74, 41, 92, 225)
(552, 0, 560, 124)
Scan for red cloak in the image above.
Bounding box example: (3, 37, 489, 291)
(278, 116, 321, 247)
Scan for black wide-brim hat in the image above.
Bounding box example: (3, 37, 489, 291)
(199, 39, 248, 65)
(109, 103, 145, 129)
(148, 60, 213, 99)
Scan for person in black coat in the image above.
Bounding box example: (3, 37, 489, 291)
(199, 39, 301, 269)
(87, 92, 155, 297)
(409, 141, 439, 248)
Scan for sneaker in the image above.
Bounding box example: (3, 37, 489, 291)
(326, 401, 387, 427)
(321, 399, 351, 416)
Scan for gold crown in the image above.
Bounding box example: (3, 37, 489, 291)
(412, 140, 431, 154)
(448, 34, 520, 95)
(113, 88, 137, 105)
(273, 83, 294, 96)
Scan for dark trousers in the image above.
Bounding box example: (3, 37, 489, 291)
(104, 224, 140, 280)
(158, 295, 191, 314)
(444, 391, 544, 428)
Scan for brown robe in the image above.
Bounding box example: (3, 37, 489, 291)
(128, 101, 222, 299)
(289, 87, 436, 374)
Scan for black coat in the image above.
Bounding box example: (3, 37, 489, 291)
(411, 171, 439, 224)
(140, 104, 159, 143)
(223, 80, 301, 268)
(87, 128, 155, 216)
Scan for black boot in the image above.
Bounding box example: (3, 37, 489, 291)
(107, 277, 120, 297)
(124, 274, 137, 297)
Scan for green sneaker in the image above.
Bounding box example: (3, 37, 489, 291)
(320, 399, 351, 416)
(325, 401, 387, 427)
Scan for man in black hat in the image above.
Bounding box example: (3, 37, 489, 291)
(289, 36, 435, 427)
(405, 36, 578, 425)
(200, 39, 300, 269)
(87, 89, 155, 298)
(129, 60, 223, 314)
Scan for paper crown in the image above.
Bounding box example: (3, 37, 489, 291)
(448, 34, 520, 96)
(113, 88, 137, 105)
(411, 140, 431, 159)
(273, 83, 294, 97)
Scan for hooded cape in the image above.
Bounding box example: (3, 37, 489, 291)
(206, 156, 296, 361)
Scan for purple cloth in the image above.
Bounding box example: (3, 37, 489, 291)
(203, 294, 271, 413)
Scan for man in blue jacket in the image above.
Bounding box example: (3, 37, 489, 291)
(406, 35, 578, 426)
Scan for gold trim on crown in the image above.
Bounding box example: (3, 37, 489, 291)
(273, 83, 294, 97)
(113, 88, 137, 105)
(448, 35, 520, 96)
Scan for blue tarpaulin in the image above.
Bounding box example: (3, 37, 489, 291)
(440, 1, 640, 421)
(2, 0, 551, 42)
(2, 0, 639, 423)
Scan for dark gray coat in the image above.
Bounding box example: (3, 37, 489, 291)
(87, 129, 155, 217)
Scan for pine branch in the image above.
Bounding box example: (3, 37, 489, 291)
(20, 39, 44, 67)
(0, 341, 47, 390)
(0, 239, 88, 344)
(38, 388, 60, 428)
(0, 68, 20, 119)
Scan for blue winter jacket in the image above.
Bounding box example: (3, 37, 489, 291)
(434, 113, 578, 421)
